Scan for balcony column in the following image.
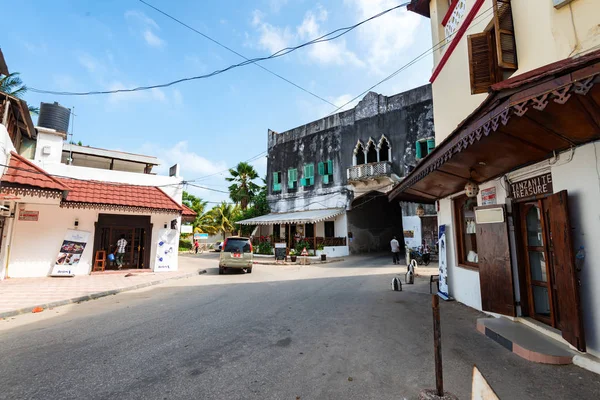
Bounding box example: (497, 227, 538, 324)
(377, 149, 380, 162)
(388, 148, 392, 162)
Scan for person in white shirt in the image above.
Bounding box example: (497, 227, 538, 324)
(114, 234, 127, 270)
(390, 236, 400, 265)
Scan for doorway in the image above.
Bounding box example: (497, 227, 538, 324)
(93, 214, 152, 270)
(519, 200, 555, 326)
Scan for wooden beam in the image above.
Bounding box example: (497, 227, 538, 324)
(434, 168, 469, 180)
(574, 95, 600, 132)
(406, 187, 438, 199)
(523, 114, 576, 146)
(496, 128, 550, 154)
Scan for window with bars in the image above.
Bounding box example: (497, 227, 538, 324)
(272, 171, 282, 192)
(288, 168, 298, 190)
(467, 0, 517, 94)
(300, 164, 314, 187)
(318, 160, 334, 184)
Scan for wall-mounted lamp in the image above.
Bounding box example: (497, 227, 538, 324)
(74, 218, 79, 229)
(465, 168, 480, 198)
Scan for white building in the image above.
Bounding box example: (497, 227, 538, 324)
(0, 97, 193, 279)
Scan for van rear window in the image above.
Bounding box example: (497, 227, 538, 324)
(224, 239, 251, 253)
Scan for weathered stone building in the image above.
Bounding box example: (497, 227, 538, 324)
(240, 84, 434, 255)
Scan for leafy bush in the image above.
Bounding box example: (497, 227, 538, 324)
(179, 239, 193, 250)
(255, 241, 273, 255)
(295, 240, 311, 254)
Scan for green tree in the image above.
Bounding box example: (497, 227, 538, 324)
(210, 202, 240, 239)
(226, 161, 260, 210)
(234, 180, 270, 236)
(0, 72, 39, 114)
(182, 191, 217, 235)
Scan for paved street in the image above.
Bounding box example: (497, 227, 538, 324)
(1, 253, 599, 399)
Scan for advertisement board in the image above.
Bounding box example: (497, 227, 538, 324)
(51, 230, 91, 276)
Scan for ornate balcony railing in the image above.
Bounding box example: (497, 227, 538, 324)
(443, 0, 467, 46)
(347, 161, 392, 181)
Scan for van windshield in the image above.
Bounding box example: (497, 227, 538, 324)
(224, 239, 251, 253)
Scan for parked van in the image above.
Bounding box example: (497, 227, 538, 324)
(218, 237, 253, 274)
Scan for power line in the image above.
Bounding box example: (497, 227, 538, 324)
(29, 2, 410, 97)
(138, 0, 338, 108)
(326, 5, 495, 116)
(186, 183, 230, 194)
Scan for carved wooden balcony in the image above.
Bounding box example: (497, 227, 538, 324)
(347, 161, 393, 183)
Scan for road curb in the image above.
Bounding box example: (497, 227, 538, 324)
(0, 269, 202, 320)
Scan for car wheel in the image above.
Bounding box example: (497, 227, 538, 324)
(246, 268, 252, 274)
(219, 267, 224, 275)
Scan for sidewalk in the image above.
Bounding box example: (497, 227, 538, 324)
(0, 256, 203, 318)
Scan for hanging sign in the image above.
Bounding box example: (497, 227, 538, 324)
(19, 210, 39, 221)
(51, 230, 91, 276)
(274, 242, 286, 260)
(510, 173, 553, 200)
(181, 225, 193, 234)
(155, 228, 178, 272)
(481, 187, 497, 206)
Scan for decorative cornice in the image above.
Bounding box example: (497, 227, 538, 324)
(60, 201, 181, 214)
(0, 186, 62, 199)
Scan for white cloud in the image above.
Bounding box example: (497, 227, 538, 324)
(22, 40, 47, 55)
(269, 0, 289, 13)
(251, 5, 363, 67)
(172, 89, 183, 105)
(125, 10, 166, 48)
(344, 0, 422, 75)
(143, 29, 166, 48)
(78, 53, 100, 73)
(139, 141, 227, 177)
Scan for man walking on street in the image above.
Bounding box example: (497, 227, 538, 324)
(390, 236, 400, 265)
(115, 234, 127, 270)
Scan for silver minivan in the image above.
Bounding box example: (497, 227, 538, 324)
(218, 237, 253, 274)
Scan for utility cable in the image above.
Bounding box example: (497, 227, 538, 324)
(139, 0, 337, 107)
(30, 2, 410, 97)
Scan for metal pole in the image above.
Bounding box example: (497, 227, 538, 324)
(432, 294, 443, 396)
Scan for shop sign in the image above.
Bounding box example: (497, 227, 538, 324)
(403, 230, 415, 238)
(19, 210, 39, 221)
(481, 187, 497, 205)
(51, 230, 91, 277)
(180, 224, 193, 234)
(510, 172, 553, 200)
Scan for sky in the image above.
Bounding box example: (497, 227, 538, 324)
(3, 0, 433, 204)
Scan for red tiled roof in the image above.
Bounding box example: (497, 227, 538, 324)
(182, 203, 198, 217)
(1, 152, 69, 191)
(60, 178, 183, 213)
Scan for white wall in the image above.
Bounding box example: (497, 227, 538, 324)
(402, 216, 422, 249)
(34, 130, 65, 165)
(8, 202, 180, 278)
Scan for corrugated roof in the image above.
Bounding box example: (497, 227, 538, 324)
(1, 152, 69, 191)
(237, 208, 345, 225)
(60, 179, 182, 213)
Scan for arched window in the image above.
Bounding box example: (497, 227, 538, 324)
(354, 141, 365, 165)
(366, 139, 377, 164)
(378, 135, 391, 162)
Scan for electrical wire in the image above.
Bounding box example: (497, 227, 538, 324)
(138, 0, 338, 108)
(326, 5, 495, 116)
(29, 2, 410, 97)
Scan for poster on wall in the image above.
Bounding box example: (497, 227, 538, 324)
(481, 187, 497, 206)
(50, 230, 91, 277)
(155, 228, 178, 272)
(437, 224, 450, 299)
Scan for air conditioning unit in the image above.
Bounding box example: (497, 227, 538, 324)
(0, 201, 12, 217)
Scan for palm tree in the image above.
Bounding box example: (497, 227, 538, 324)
(226, 162, 260, 210)
(0, 72, 39, 114)
(210, 202, 240, 239)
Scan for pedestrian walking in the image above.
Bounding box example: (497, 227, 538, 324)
(114, 234, 127, 270)
(390, 236, 400, 265)
(194, 239, 200, 254)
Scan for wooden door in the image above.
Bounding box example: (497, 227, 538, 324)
(520, 201, 555, 326)
(475, 205, 515, 316)
(544, 190, 586, 351)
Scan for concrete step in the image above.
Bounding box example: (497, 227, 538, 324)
(477, 317, 575, 364)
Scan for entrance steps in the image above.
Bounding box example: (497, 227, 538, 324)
(477, 317, 574, 364)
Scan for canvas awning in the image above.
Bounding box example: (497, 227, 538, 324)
(236, 208, 345, 225)
(389, 48, 600, 203)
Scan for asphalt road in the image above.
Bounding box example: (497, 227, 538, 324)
(1, 254, 599, 399)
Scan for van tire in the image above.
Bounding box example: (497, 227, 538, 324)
(219, 267, 224, 275)
(246, 268, 252, 274)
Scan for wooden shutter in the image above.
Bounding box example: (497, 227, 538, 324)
(475, 205, 516, 316)
(492, 0, 518, 70)
(544, 191, 586, 351)
(318, 162, 325, 176)
(468, 32, 496, 95)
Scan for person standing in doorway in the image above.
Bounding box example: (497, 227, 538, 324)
(115, 234, 127, 270)
(390, 236, 400, 265)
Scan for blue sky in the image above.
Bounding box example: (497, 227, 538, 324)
(4, 0, 432, 204)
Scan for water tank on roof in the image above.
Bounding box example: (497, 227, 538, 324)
(38, 102, 71, 133)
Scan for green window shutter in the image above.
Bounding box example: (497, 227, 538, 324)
(288, 169, 297, 183)
(318, 162, 325, 176)
(415, 141, 422, 159)
(273, 172, 279, 184)
(323, 175, 329, 184)
(309, 164, 314, 177)
(327, 160, 333, 175)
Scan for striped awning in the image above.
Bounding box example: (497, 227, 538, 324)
(236, 208, 345, 225)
